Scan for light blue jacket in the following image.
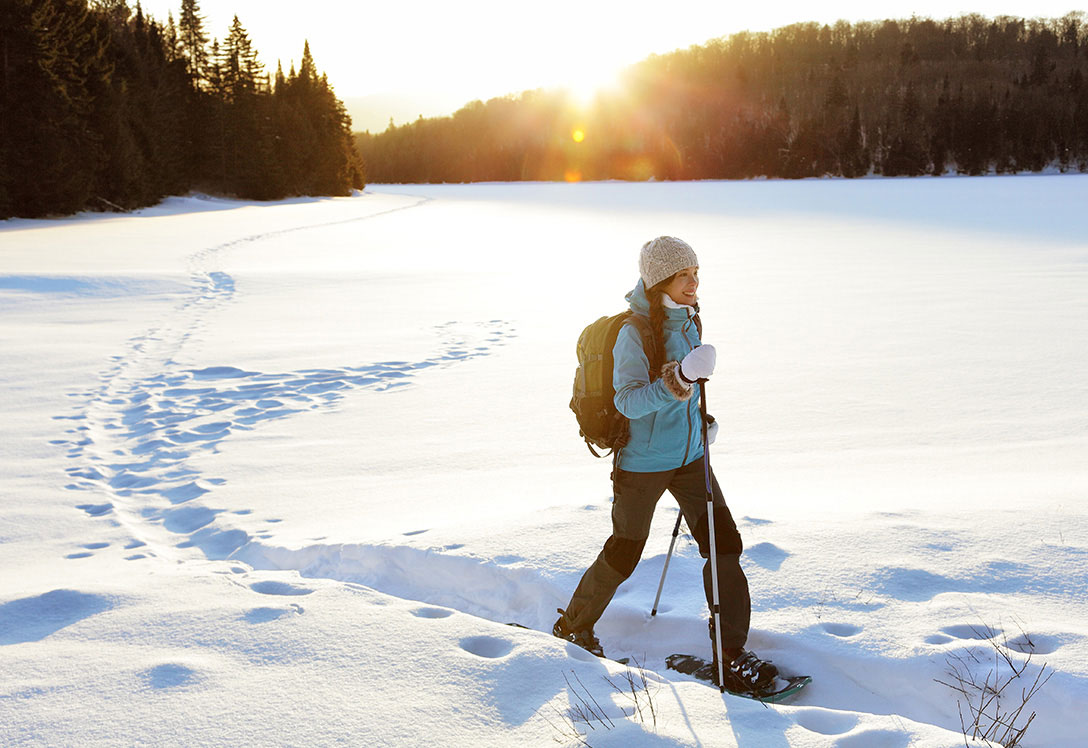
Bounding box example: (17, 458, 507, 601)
(613, 280, 704, 472)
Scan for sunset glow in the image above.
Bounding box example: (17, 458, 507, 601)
(137, 0, 1087, 132)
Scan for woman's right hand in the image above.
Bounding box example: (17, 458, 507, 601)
(679, 344, 716, 383)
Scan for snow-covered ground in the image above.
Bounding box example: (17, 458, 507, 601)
(2, 177, 1086, 747)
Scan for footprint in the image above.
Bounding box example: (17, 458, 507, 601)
(76, 503, 113, 517)
(67, 467, 105, 481)
(158, 482, 209, 504)
(163, 505, 218, 534)
(412, 607, 454, 619)
(821, 622, 862, 638)
(82, 542, 110, 550)
(244, 605, 304, 624)
(742, 516, 774, 526)
(65, 552, 93, 560)
(871, 567, 952, 602)
(941, 624, 1001, 640)
(144, 663, 198, 689)
(0, 590, 113, 645)
(563, 641, 599, 663)
(493, 555, 524, 565)
(795, 709, 858, 735)
(191, 421, 231, 434)
(746, 542, 790, 571)
(459, 635, 514, 659)
(402, 529, 428, 536)
(1008, 632, 1063, 655)
(834, 729, 909, 748)
(249, 580, 314, 596)
(191, 366, 257, 380)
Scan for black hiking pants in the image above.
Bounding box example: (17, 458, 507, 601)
(559, 457, 751, 649)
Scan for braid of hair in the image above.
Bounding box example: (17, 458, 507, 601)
(646, 283, 667, 377)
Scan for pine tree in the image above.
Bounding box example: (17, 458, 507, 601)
(839, 105, 868, 177)
(1, 0, 112, 217)
(222, 15, 261, 101)
(298, 40, 316, 84)
(272, 41, 363, 195)
(163, 11, 179, 63)
(0, 0, 16, 216)
(178, 0, 207, 84)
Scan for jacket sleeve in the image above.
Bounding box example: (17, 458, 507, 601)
(613, 323, 685, 419)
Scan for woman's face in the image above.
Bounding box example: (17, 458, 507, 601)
(663, 266, 699, 306)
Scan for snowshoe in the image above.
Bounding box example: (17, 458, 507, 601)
(666, 652, 811, 702)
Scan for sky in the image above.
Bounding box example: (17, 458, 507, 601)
(137, 1, 1084, 132)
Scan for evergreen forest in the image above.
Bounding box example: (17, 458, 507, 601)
(357, 13, 1088, 183)
(1, 0, 364, 220)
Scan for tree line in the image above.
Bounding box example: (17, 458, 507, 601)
(356, 13, 1088, 182)
(1, 0, 364, 220)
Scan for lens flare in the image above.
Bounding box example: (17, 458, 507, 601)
(572, 128, 585, 143)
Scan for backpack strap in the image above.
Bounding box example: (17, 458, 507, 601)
(588, 442, 611, 458)
(623, 313, 701, 379)
(624, 313, 658, 380)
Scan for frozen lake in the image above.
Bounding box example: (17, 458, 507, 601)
(2, 177, 1086, 746)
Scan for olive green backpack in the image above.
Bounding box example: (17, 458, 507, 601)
(568, 311, 655, 457)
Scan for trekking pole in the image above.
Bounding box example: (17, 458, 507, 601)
(650, 513, 683, 617)
(700, 379, 727, 693)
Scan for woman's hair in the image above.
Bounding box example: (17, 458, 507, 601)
(645, 276, 672, 376)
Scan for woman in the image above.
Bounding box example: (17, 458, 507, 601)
(553, 236, 778, 693)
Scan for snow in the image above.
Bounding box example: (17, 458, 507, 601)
(2, 177, 1086, 747)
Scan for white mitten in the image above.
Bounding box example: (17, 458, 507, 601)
(679, 344, 716, 384)
(707, 417, 719, 445)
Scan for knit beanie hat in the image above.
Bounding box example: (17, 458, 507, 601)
(639, 236, 699, 289)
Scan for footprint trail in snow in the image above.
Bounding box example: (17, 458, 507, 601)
(55, 213, 516, 567)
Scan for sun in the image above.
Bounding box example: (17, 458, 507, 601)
(560, 58, 628, 108)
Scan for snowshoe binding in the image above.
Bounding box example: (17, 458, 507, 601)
(552, 608, 605, 658)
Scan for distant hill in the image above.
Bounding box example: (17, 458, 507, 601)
(356, 13, 1088, 183)
(342, 92, 475, 134)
